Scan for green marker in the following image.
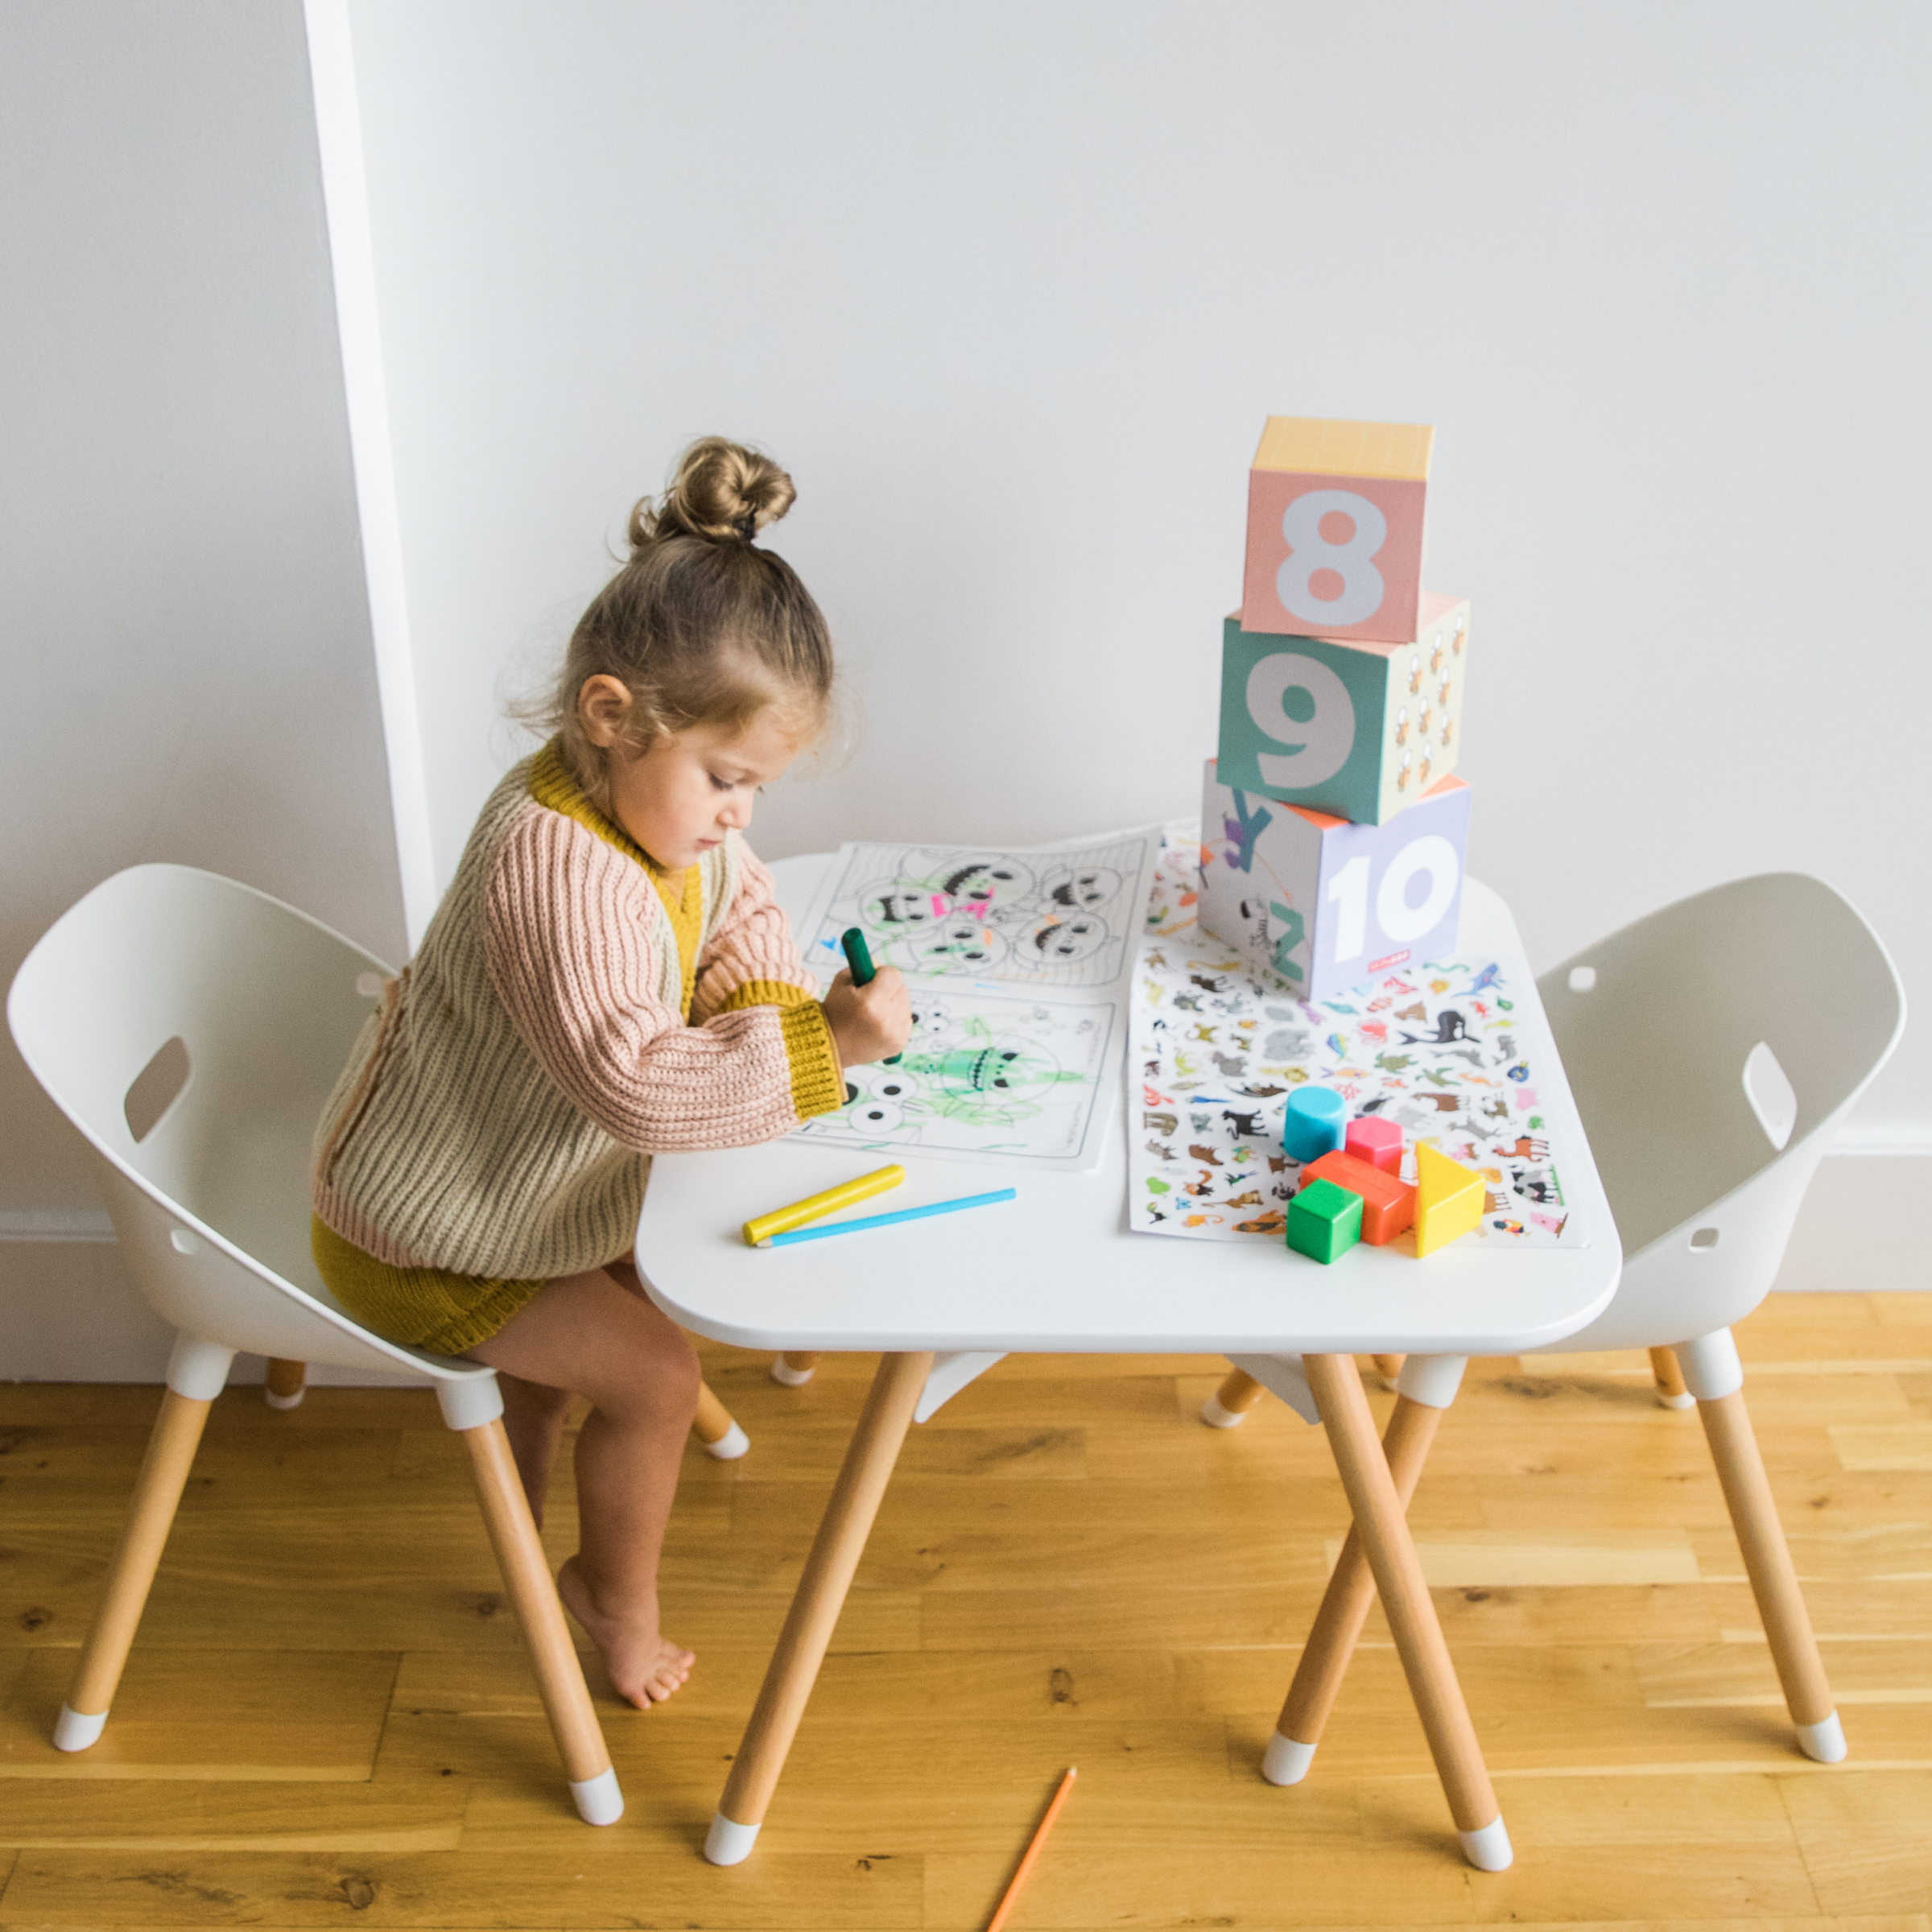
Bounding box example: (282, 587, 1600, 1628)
(840, 927, 901, 1065)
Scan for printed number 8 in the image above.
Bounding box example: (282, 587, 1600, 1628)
(1276, 489, 1386, 629)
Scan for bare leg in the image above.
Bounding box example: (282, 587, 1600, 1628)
(496, 1373, 572, 1527)
(469, 1263, 701, 1708)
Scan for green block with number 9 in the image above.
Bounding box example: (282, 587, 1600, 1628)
(1216, 599, 1469, 826)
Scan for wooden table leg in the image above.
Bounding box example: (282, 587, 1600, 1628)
(707, 1349, 934, 1865)
(691, 1380, 750, 1460)
(460, 1416, 623, 1824)
(263, 1359, 308, 1410)
(1649, 1345, 1695, 1409)
(56, 1387, 213, 1750)
(1302, 1353, 1510, 1870)
(1372, 1353, 1407, 1389)
(1266, 1389, 1445, 1786)
(1201, 1365, 1269, 1428)
(772, 1351, 821, 1386)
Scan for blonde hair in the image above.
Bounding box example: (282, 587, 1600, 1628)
(535, 437, 835, 807)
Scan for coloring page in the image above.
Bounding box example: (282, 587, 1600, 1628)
(799, 832, 1158, 993)
(1131, 825, 1590, 1248)
(792, 985, 1117, 1169)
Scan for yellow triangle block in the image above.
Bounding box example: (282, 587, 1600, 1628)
(1414, 1143, 1483, 1257)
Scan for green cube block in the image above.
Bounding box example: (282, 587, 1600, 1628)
(1286, 1178, 1363, 1265)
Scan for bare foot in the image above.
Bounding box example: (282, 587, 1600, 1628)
(557, 1554, 695, 1709)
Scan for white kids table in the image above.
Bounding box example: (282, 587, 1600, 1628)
(637, 860, 1621, 1872)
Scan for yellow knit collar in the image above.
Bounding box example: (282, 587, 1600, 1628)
(529, 740, 670, 877)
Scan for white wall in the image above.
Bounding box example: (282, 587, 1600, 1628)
(0, 2, 408, 1372)
(348, 0, 1930, 1144)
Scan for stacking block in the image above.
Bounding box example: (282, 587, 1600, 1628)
(1301, 1150, 1416, 1246)
(1414, 1143, 1483, 1257)
(1286, 1177, 1362, 1264)
(1241, 417, 1432, 645)
(1216, 602, 1469, 824)
(1199, 758, 1470, 1001)
(1344, 1116, 1403, 1174)
(1282, 1086, 1345, 1164)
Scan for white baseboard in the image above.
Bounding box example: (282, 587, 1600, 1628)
(0, 1208, 116, 1242)
(1831, 1124, 1932, 1156)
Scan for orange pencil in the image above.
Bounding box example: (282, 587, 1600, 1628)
(985, 1765, 1077, 1932)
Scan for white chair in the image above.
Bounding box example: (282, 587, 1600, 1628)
(1223, 873, 1905, 1782)
(6, 864, 630, 1823)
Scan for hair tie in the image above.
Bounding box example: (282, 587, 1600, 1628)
(734, 510, 758, 543)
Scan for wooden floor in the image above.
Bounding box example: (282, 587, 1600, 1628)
(4, 1292, 1932, 1930)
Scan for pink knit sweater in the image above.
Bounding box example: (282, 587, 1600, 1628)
(312, 746, 844, 1281)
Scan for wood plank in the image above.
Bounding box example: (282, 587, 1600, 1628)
(0, 1846, 921, 1927)
(1830, 1424, 1932, 1470)
(1340, 1530, 1703, 1590)
(1781, 1769, 1932, 1914)
(0, 1651, 396, 1781)
(0, 1781, 463, 1851)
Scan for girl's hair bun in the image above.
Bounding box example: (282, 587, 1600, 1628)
(629, 436, 796, 550)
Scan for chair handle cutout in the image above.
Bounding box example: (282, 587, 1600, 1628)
(1742, 1041, 1798, 1151)
(124, 1035, 192, 1144)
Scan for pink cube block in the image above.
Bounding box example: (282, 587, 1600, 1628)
(1345, 1115, 1403, 1174)
(1241, 417, 1432, 646)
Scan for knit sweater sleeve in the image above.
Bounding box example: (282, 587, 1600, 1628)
(483, 809, 844, 1150)
(691, 841, 821, 1021)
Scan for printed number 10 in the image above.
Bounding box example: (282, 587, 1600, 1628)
(1326, 836, 1460, 964)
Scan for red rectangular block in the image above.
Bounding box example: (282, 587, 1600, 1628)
(1300, 1149, 1417, 1246)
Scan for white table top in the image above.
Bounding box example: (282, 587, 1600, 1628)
(638, 855, 1621, 1356)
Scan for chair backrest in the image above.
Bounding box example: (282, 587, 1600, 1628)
(7, 865, 482, 1381)
(1535, 873, 1904, 1346)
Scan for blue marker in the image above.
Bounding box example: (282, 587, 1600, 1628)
(766, 1187, 1017, 1247)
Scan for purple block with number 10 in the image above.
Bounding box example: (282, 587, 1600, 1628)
(1197, 758, 1471, 1003)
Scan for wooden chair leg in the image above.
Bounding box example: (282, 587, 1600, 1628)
(1372, 1353, 1407, 1390)
(1266, 1390, 1446, 1784)
(771, 1351, 820, 1387)
(460, 1416, 623, 1824)
(263, 1358, 308, 1410)
(1302, 1353, 1510, 1870)
(706, 1349, 934, 1865)
(1696, 1385, 1843, 1760)
(691, 1380, 749, 1460)
(56, 1388, 213, 1749)
(1201, 1365, 1269, 1428)
(1649, 1345, 1695, 1409)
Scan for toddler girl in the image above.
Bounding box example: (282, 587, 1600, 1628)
(311, 438, 910, 1707)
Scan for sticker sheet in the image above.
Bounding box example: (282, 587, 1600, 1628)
(1131, 824, 1588, 1246)
(799, 832, 1158, 992)
(791, 830, 1158, 1172)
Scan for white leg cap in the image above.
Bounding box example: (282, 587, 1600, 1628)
(570, 1766, 624, 1825)
(704, 1810, 762, 1864)
(1657, 1389, 1697, 1410)
(262, 1386, 305, 1410)
(1797, 1712, 1847, 1763)
(700, 1420, 750, 1461)
(1262, 1732, 1317, 1785)
(770, 1359, 814, 1387)
(1459, 1816, 1513, 1871)
(54, 1705, 106, 1752)
(1200, 1394, 1246, 1429)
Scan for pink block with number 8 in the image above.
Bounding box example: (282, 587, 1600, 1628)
(1241, 417, 1431, 646)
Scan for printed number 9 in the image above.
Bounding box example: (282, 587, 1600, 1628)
(1245, 653, 1356, 790)
(1276, 489, 1386, 628)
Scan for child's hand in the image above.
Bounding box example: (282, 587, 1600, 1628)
(823, 966, 911, 1068)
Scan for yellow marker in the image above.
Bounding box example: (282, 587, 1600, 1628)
(743, 1165, 905, 1248)
(1413, 1142, 1484, 1257)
